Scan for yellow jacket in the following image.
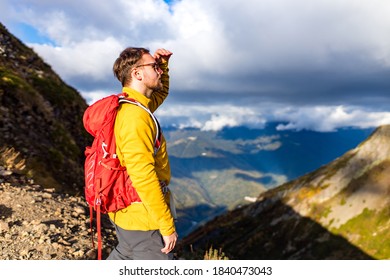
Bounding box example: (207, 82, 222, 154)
(108, 63, 175, 236)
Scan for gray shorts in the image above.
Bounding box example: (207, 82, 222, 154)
(107, 224, 173, 260)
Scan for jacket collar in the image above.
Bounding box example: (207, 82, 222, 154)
(122, 87, 150, 108)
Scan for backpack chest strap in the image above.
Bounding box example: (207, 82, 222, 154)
(118, 97, 162, 155)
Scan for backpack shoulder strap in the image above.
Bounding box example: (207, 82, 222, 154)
(118, 96, 162, 155)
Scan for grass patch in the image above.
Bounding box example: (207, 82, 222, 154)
(0, 147, 26, 173)
(332, 207, 390, 259)
(204, 246, 229, 260)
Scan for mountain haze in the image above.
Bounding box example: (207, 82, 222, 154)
(178, 125, 390, 259)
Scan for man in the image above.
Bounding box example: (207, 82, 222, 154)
(107, 47, 177, 260)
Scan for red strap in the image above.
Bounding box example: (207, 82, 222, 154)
(96, 178, 102, 260)
(89, 205, 94, 248)
(89, 199, 102, 260)
(97, 204, 102, 260)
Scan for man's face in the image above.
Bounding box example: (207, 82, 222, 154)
(138, 53, 163, 95)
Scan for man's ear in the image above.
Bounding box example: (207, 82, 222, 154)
(132, 68, 143, 81)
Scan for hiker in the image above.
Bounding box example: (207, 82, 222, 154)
(107, 47, 177, 260)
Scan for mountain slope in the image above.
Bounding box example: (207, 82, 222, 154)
(178, 125, 390, 259)
(0, 23, 91, 193)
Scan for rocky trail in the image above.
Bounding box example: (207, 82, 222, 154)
(0, 167, 117, 260)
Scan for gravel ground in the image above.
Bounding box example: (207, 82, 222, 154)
(0, 168, 117, 260)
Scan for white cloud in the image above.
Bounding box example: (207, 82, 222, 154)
(274, 106, 390, 132)
(31, 37, 123, 82)
(156, 103, 266, 131)
(156, 103, 390, 132)
(2, 0, 390, 132)
(202, 115, 239, 131)
(6, 0, 390, 91)
(80, 90, 115, 105)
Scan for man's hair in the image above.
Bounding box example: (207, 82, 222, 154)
(113, 47, 150, 86)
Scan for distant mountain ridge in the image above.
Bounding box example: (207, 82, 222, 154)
(164, 125, 373, 237)
(178, 125, 390, 259)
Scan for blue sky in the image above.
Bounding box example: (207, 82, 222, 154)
(2, 0, 390, 132)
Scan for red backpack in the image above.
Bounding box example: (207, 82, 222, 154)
(83, 93, 161, 259)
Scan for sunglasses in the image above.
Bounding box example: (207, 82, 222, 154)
(134, 62, 161, 71)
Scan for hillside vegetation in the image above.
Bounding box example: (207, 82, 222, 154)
(0, 23, 91, 193)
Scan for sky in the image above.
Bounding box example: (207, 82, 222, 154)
(1, 0, 390, 132)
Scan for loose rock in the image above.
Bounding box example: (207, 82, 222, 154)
(0, 172, 117, 260)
